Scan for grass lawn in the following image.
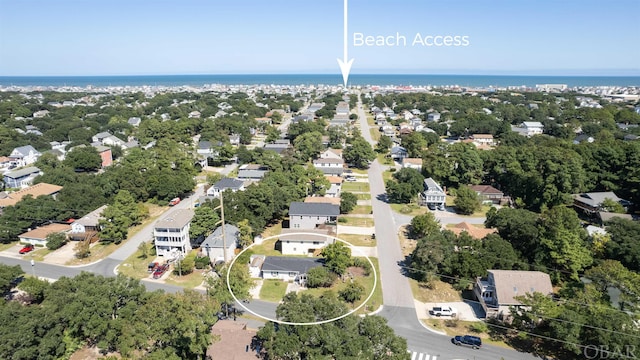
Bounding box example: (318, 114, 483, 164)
(409, 278, 463, 303)
(382, 170, 394, 182)
(341, 182, 370, 193)
(349, 205, 372, 215)
(0, 242, 15, 252)
(336, 233, 376, 247)
(165, 269, 207, 289)
(376, 154, 394, 166)
(389, 203, 425, 216)
(29, 248, 53, 262)
(369, 128, 381, 142)
(261, 221, 282, 239)
(355, 193, 371, 200)
(303, 258, 382, 315)
(445, 197, 493, 218)
(339, 217, 374, 227)
(259, 279, 288, 302)
(349, 168, 369, 175)
(367, 115, 375, 126)
(249, 238, 282, 257)
(118, 242, 157, 279)
(422, 319, 511, 348)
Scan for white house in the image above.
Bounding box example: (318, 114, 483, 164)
(512, 122, 544, 137)
(207, 178, 245, 197)
(280, 228, 335, 256)
(19, 223, 70, 247)
(470, 134, 495, 147)
(154, 209, 194, 257)
(402, 158, 423, 170)
(70, 205, 108, 237)
(2, 166, 42, 188)
(201, 224, 239, 263)
(427, 112, 441, 122)
(320, 148, 342, 160)
(9, 145, 41, 167)
(313, 158, 344, 176)
(260, 256, 324, 284)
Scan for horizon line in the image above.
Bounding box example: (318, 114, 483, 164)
(1, 72, 640, 78)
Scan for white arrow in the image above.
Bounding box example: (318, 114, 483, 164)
(337, 0, 354, 88)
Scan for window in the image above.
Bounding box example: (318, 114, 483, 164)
(313, 241, 319, 245)
(271, 272, 277, 276)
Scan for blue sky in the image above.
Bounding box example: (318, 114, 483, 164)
(0, 0, 638, 76)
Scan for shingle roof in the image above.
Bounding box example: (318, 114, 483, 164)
(261, 256, 324, 274)
(0, 182, 62, 207)
(574, 192, 623, 207)
(423, 178, 445, 195)
(19, 223, 71, 241)
(155, 209, 194, 229)
(489, 270, 553, 306)
(450, 222, 497, 240)
(3, 166, 41, 179)
(469, 185, 503, 196)
(201, 224, 239, 249)
(304, 196, 342, 205)
(73, 205, 108, 227)
(280, 228, 334, 243)
(11, 145, 39, 157)
(289, 202, 339, 216)
(214, 177, 245, 190)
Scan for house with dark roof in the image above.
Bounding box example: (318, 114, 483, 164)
(201, 224, 239, 263)
(263, 140, 291, 155)
(573, 191, 631, 215)
(207, 177, 245, 197)
(390, 146, 408, 161)
(2, 166, 42, 188)
(9, 145, 41, 167)
(260, 256, 324, 284)
(469, 185, 504, 205)
(419, 178, 446, 210)
(474, 270, 553, 319)
(289, 202, 339, 229)
(237, 164, 269, 181)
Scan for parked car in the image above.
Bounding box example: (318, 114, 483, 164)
(19, 244, 34, 254)
(153, 264, 169, 279)
(452, 335, 482, 349)
(429, 306, 457, 317)
(169, 197, 181, 206)
(147, 262, 159, 273)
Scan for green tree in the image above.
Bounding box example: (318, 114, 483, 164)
(343, 136, 375, 169)
(401, 132, 427, 158)
(138, 241, 150, 259)
(64, 146, 102, 172)
(385, 180, 416, 204)
(601, 198, 625, 213)
(46, 232, 68, 250)
(293, 131, 324, 162)
(340, 192, 358, 214)
(409, 212, 440, 239)
(189, 206, 219, 243)
(375, 135, 393, 154)
(173, 254, 195, 276)
(321, 242, 352, 275)
(17, 277, 50, 304)
(237, 219, 254, 248)
(0, 264, 23, 294)
(99, 190, 143, 243)
(339, 282, 365, 304)
(454, 185, 481, 215)
(604, 217, 640, 272)
(306, 266, 336, 288)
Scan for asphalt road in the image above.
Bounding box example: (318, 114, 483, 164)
(357, 95, 539, 360)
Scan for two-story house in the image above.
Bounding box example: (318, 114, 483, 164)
(573, 191, 631, 216)
(474, 270, 553, 319)
(2, 166, 42, 188)
(207, 178, 245, 198)
(9, 145, 41, 167)
(289, 202, 339, 229)
(237, 164, 269, 181)
(402, 158, 423, 170)
(313, 158, 344, 176)
(154, 209, 194, 257)
(469, 185, 504, 205)
(201, 224, 239, 263)
(419, 177, 446, 210)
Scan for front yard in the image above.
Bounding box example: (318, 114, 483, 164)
(409, 278, 463, 303)
(259, 279, 288, 302)
(389, 203, 425, 216)
(349, 205, 372, 215)
(341, 182, 370, 193)
(336, 233, 376, 247)
(339, 217, 374, 227)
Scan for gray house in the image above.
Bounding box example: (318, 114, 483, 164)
(261, 256, 324, 284)
(289, 202, 339, 229)
(201, 224, 239, 263)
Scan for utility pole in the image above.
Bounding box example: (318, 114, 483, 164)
(214, 191, 228, 263)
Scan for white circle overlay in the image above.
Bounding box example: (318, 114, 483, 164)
(226, 232, 378, 326)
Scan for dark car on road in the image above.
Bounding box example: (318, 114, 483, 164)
(452, 335, 482, 349)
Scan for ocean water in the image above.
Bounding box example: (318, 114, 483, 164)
(0, 74, 639, 88)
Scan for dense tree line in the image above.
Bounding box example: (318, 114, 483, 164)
(0, 270, 219, 359)
(256, 292, 409, 359)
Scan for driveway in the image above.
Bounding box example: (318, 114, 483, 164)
(44, 241, 78, 265)
(416, 300, 484, 321)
